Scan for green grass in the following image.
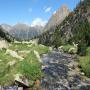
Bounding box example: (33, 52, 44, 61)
(17, 51, 43, 85)
(0, 42, 49, 86)
(87, 47, 90, 55)
(79, 47, 90, 77)
(0, 49, 20, 86)
(9, 43, 49, 54)
(30, 44, 49, 54)
(9, 42, 32, 51)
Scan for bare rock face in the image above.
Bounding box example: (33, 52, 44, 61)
(38, 5, 70, 46)
(44, 5, 70, 32)
(39, 0, 90, 46)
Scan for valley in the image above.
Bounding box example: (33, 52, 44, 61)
(0, 0, 90, 90)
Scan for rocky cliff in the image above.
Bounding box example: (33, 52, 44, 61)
(38, 0, 90, 46)
(43, 5, 70, 32)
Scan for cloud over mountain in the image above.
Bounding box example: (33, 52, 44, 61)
(31, 18, 47, 27)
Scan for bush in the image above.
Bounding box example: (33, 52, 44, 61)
(79, 55, 90, 77)
(79, 47, 90, 77)
(53, 26, 62, 48)
(87, 47, 90, 55)
(63, 44, 74, 53)
(77, 41, 87, 56)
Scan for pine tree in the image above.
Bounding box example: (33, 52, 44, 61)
(53, 26, 62, 48)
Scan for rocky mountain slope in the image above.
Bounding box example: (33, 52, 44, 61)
(43, 5, 70, 32)
(38, 0, 90, 46)
(1, 24, 12, 32)
(1, 5, 70, 41)
(1, 23, 43, 41)
(0, 25, 13, 42)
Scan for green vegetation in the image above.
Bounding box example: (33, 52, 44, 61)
(0, 42, 49, 86)
(9, 42, 31, 51)
(0, 50, 20, 86)
(9, 42, 49, 54)
(53, 26, 62, 48)
(79, 47, 90, 77)
(19, 51, 43, 85)
(71, 21, 90, 55)
(63, 44, 74, 53)
(77, 41, 87, 56)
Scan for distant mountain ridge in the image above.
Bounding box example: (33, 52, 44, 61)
(1, 5, 70, 41)
(1, 23, 43, 41)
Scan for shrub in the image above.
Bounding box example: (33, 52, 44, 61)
(79, 55, 90, 77)
(63, 44, 74, 53)
(77, 41, 87, 56)
(53, 26, 62, 48)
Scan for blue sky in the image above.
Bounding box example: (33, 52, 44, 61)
(0, 0, 80, 26)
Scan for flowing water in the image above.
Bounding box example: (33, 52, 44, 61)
(40, 51, 90, 90)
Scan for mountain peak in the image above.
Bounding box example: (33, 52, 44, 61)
(44, 5, 70, 31)
(1, 24, 12, 31)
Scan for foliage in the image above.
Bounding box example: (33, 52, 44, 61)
(9, 42, 31, 51)
(0, 42, 49, 86)
(79, 47, 90, 77)
(72, 20, 90, 45)
(0, 49, 20, 86)
(77, 40, 87, 56)
(53, 26, 62, 48)
(70, 20, 90, 55)
(18, 50, 44, 85)
(9, 42, 49, 54)
(63, 44, 74, 53)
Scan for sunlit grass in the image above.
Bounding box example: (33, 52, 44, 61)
(79, 47, 90, 77)
(0, 42, 49, 86)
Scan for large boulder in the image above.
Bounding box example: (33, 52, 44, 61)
(15, 74, 29, 88)
(0, 40, 8, 50)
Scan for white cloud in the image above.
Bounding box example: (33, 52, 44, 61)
(45, 7, 52, 13)
(31, 18, 47, 27)
(53, 11, 56, 15)
(28, 8, 32, 12)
